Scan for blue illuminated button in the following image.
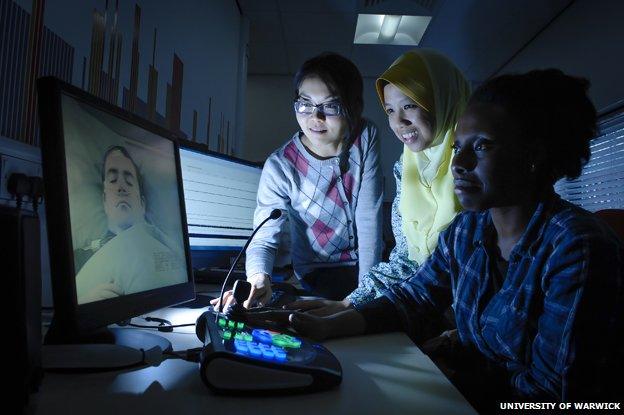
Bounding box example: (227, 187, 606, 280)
(234, 339, 249, 354)
(261, 349, 275, 359)
(248, 342, 260, 350)
(248, 346, 262, 357)
(273, 348, 287, 361)
(252, 329, 273, 345)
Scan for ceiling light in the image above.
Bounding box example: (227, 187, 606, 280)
(378, 15, 402, 42)
(354, 14, 432, 46)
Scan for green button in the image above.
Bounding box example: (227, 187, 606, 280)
(272, 335, 289, 348)
(244, 333, 253, 342)
(236, 322, 245, 330)
(283, 335, 301, 349)
(290, 339, 301, 349)
(218, 318, 226, 328)
(223, 330, 232, 340)
(234, 332, 245, 340)
(272, 334, 301, 348)
(227, 320, 235, 329)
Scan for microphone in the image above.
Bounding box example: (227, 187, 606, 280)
(215, 209, 282, 320)
(269, 209, 282, 220)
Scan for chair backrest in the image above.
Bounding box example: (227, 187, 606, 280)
(594, 209, 624, 241)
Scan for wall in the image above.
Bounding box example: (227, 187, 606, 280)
(498, 0, 624, 113)
(244, 74, 402, 201)
(10, 0, 245, 150)
(243, 75, 299, 163)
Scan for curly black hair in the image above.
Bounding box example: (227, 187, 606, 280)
(469, 69, 597, 186)
(293, 52, 364, 141)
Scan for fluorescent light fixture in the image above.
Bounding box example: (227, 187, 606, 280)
(354, 14, 432, 46)
(378, 15, 402, 42)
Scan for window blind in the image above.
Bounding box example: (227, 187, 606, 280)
(555, 107, 624, 212)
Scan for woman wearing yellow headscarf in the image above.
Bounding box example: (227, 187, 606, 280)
(286, 49, 470, 315)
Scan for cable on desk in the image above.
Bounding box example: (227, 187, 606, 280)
(127, 322, 196, 332)
(163, 347, 203, 362)
(121, 316, 196, 332)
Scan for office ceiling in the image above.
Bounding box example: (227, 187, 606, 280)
(238, 0, 573, 82)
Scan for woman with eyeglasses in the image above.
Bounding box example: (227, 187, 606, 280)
(284, 50, 470, 321)
(214, 52, 383, 308)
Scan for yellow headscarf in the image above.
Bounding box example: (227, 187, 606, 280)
(376, 49, 470, 264)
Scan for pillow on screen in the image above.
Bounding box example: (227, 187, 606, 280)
(64, 96, 116, 250)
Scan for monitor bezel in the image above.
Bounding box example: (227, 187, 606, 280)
(178, 138, 263, 169)
(38, 76, 195, 338)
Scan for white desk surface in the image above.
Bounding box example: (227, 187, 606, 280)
(28, 299, 476, 415)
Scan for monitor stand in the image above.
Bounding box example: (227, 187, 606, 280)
(43, 319, 172, 371)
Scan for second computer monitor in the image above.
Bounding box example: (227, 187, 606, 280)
(179, 144, 262, 272)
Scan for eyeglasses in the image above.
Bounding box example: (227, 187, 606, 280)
(293, 99, 343, 116)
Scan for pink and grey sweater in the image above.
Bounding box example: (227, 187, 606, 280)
(246, 121, 384, 281)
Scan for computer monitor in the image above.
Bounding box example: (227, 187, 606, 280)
(37, 77, 194, 347)
(179, 142, 262, 275)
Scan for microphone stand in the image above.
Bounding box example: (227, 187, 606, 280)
(215, 209, 281, 322)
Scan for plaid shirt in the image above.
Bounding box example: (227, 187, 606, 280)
(246, 121, 383, 280)
(358, 196, 623, 400)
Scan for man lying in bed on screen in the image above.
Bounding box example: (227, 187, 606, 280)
(75, 145, 186, 304)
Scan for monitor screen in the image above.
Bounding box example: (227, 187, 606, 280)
(38, 77, 194, 340)
(179, 145, 262, 271)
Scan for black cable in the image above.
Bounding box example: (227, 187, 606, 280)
(120, 316, 195, 332)
(127, 322, 195, 332)
(163, 347, 203, 362)
(145, 316, 172, 326)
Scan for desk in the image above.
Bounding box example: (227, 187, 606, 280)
(28, 300, 476, 415)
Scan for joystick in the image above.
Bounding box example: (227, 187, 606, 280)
(224, 280, 251, 321)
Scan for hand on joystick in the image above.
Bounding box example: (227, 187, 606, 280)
(224, 280, 252, 319)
